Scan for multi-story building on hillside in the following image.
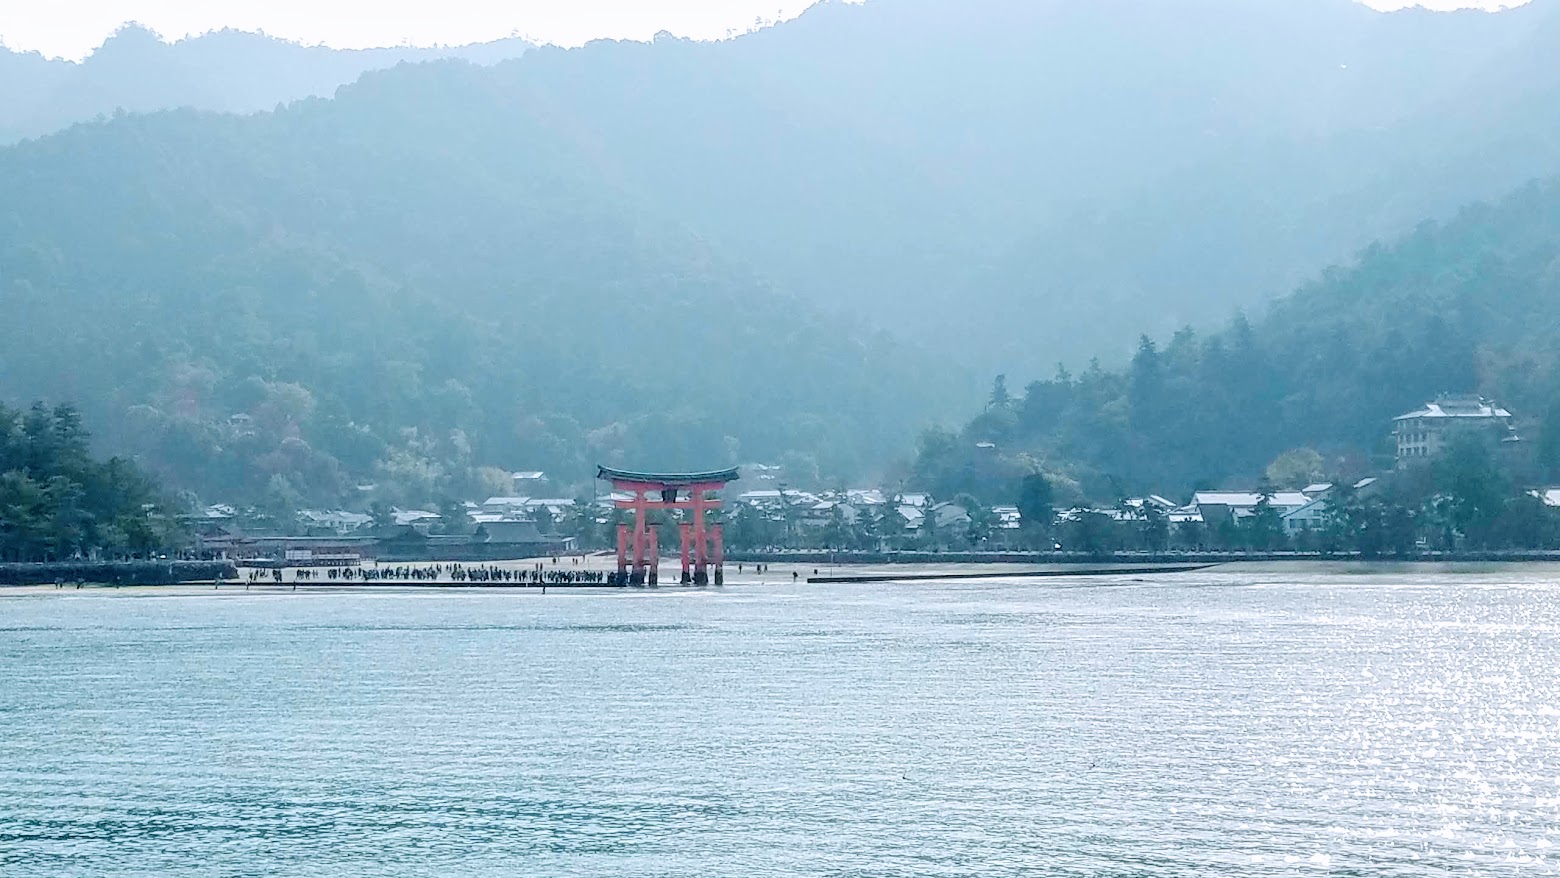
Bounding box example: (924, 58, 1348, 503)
(1393, 395, 1514, 467)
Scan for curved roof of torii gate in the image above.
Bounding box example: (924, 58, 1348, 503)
(596, 466, 741, 487)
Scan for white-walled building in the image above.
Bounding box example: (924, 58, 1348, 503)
(1394, 396, 1513, 465)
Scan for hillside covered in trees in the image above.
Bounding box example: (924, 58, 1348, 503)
(6, 0, 1560, 510)
(910, 178, 1560, 505)
(372, 0, 1560, 377)
(6, 1, 1560, 376)
(0, 69, 942, 511)
(0, 403, 181, 561)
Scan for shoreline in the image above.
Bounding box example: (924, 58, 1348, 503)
(732, 549, 1560, 564)
(9, 556, 1560, 595)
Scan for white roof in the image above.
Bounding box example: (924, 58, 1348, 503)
(392, 509, 441, 525)
(739, 489, 820, 505)
(1396, 398, 1511, 421)
(298, 510, 372, 525)
(1302, 483, 1333, 495)
(1531, 489, 1560, 508)
(483, 496, 530, 507)
(511, 471, 546, 480)
(1194, 491, 1312, 510)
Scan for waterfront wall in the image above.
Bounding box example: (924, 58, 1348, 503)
(0, 561, 238, 586)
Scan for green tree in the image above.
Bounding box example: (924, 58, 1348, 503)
(1016, 473, 1055, 548)
(1435, 437, 1509, 548)
(438, 497, 472, 535)
(0, 402, 179, 561)
(988, 374, 1012, 410)
(1265, 448, 1327, 490)
(1537, 398, 1560, 482)
(1143, 504, 1170, 552)
(853, 504, 883, 551)
(822, 504, 851, 550)
(1063, 511, 1113, 557)
(1245, 481, 1286, 550)
(919, 503, 940, 550)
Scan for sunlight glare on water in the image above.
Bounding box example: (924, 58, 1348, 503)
(3, 568, 1560, 876)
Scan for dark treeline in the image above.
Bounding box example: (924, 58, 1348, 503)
(912, 179, 1560, 506)
(0, 402, 183, 562)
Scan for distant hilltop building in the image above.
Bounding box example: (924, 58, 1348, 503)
(1394, 395, 1515, 466)
(511, 471, 548, 492)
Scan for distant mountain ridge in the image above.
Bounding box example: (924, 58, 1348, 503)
(5, 0, 1560, 504)
(294, 0, 1559, 376)
(8, 3, 1560, 378)
(0, 24, 530, 143)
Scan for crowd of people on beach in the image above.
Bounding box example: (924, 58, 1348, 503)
(243, 560, 609, 586)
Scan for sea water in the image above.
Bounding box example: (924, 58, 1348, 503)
(4, 567, 1560, 876)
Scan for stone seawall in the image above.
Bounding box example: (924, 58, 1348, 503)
(0, 561, 238, 586)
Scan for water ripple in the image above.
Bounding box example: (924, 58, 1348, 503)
(3, 571, 1560, 875)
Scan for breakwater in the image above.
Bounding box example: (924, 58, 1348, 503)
(0, 561, 237, 586)
(808, 563, 1215, 584)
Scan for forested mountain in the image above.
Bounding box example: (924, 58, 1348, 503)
(0, 24, 529, 144)
(11, 1, 1560, 380)
(6, 0, 1560, 510)
(336, 0, 1559, 378)
(910, 177, 1560, 505)
(0, 72, 943, 510)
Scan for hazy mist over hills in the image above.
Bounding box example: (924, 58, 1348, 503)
(3, 0, 1560, 505)
(468, 0, 1560, 375)
(0, 24, 530, 144)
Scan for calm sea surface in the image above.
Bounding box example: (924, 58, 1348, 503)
(4, 567, 1560, 877)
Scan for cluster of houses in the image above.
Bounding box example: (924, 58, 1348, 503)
(186, 395, 1560, 562)
(721, 481, 1382, 547)
(188, 472, 581, 565)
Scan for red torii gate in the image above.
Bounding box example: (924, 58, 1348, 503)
(597, 466, 739, 586)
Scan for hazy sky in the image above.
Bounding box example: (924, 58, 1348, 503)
(0, 0, 1522, 62)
